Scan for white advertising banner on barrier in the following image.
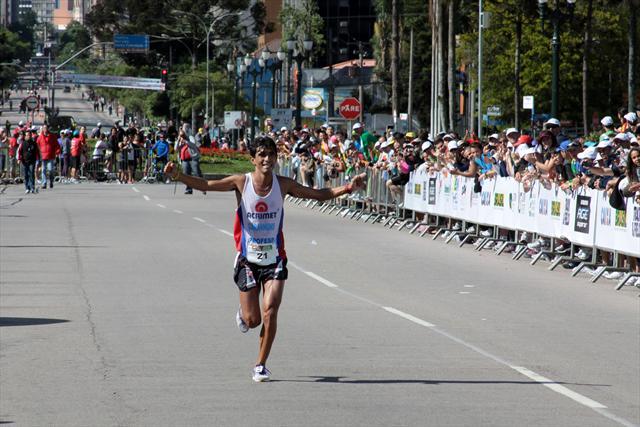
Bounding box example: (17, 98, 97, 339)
(405, 172, 638, 256)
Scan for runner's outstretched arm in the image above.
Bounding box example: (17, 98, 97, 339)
(280, 173, 367, 201)
(164, 161, 241, 192)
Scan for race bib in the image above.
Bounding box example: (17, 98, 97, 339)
(246, 243, 276, 265)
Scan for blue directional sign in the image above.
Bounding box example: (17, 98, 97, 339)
(114, 34, 150, 53)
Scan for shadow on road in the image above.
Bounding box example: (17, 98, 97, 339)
(273, 376, 610, 387)
(0, 317, 70, 327)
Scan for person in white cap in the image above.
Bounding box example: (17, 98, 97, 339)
(543, 117, 569, 143)
(623, 112, 638, 133)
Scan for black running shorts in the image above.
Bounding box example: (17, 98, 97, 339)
(233, 254, 288, 292)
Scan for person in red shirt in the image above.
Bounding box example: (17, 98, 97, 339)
(36, 124, 60, 189)
(8, 130, 19, 178)
(70, 129, 85, 181)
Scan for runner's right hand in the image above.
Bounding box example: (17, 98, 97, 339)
(164, 161, 176, 178)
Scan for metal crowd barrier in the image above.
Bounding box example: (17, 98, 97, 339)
(275, 156, 639, 292)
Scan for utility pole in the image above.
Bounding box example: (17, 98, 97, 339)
(358, 41, 364, 123)
(478, 0, 484, 139)
(328, 27, 334, 119)
(407, 28, 414, 132)
(391, 0, 399, 127)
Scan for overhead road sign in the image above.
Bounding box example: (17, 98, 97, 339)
(114, 34, 150, 53)
(56, 73, 164, 91)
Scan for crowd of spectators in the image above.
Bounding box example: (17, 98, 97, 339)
(0, 119, 211, 193)
(255, 107, 639, 283)
(260, 108, 640, 211)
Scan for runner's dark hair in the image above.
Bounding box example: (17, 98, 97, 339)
(249, 136, 277, 157)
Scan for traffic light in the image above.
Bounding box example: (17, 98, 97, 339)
(161, 69, 168, 84)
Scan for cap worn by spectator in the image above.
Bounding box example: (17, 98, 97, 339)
(505, 128, 519, 137)
(18, 120, 24, 126)
(556, 140, 571, 152)
(411, 137, 422, 145)
(613, 133, 629, 142)
(405, 131, 416, 139)
(381, 139, 394, 149)
(447, 140, 459, 151)
(600, 116, 614, 127)
(421, 141, 433, 151)
(514, 134, 532, 147)
(577, 147, 597, 160)
(443, 134, 455, 141)
(280, 126, 287, 132)
(623, 112, 638, 124)
(488, 133, 500, 142)
(583, 141, 597, 147)
(597, 139, 612, 148)
(544, 118, 561, 128)
(352, 123, 363, 130)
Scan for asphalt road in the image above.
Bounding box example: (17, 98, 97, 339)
(1, 86, 117, 128)
(1, 182, 639, 427)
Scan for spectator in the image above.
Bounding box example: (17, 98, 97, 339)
(69, 130, 85, 182)
(60, 129, 72, 178)
(19, 129, 40, 193)
(36, 124, 60, 189)
(92, 133, 109, 178)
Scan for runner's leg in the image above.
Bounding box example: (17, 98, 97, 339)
(256, 279, 285, 366)
(239, 285, 262, 328)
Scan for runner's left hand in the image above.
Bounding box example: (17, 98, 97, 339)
(350, 173, 367, 191)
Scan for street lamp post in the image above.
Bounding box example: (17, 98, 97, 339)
(226, 57, 246, 147)
(171, 10, 241, 129)
(226, 58, 246, 110)
(538, 0, 576, 118)
(287, 38, 313, 129)
(244, 54, 264, 142)
(261, 49, 286, 109)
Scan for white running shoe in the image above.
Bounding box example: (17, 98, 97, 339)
(465, 226, 476, 233)
(575, 249, 592, 260)
(452, 223, 461, 231)
(236, 306, 249, 333)
(253, 365, 271, 382)
(480, 230, 492, 237)
(603, 271, 624, 280)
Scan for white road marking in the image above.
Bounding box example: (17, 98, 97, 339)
(218, 229, 234, 237)
(173, 210, 183, 214)
(464, 285, 475, 288)
(287, 261, 634, 427)
(193, 217, 206, 223)
(382, 306, 436, 328)
(132, 187, 140, 193)
(510, 366, 607, 409)
(304, 271, 339, 288)
(459, 291, 471, 294)
(156, 204, 166, 209)
(143, 195, 150, 201)
(311, 240, 318, 245)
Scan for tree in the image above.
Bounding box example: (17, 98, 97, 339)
(57, 21, 92, 62)
(0, 27, 31, 90)
(279, 0, 325, 61)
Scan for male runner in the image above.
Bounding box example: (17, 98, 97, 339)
(164, 136, 365, 382)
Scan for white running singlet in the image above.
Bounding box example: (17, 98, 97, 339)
(234, 172, 286, 265)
